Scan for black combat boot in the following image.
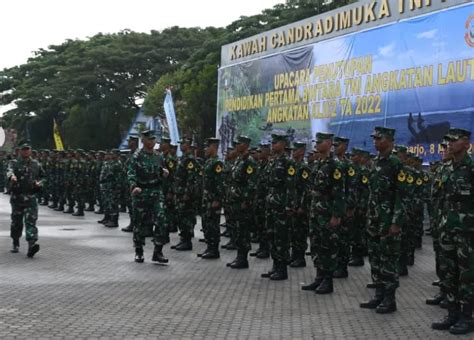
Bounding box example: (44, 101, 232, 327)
(256, 246, 270, 259)
(315, 273, 333, 294)
(121, 223, 133, 232)
(39, 198, 48, 206)
(432, 279, 441, 287)
(85, 204, 95, 212)
(348, 256, 364, 267)
(407, 252, 415, 266)
(97, 215, 110, 224)
(289, 252, 306, 268)
(201, 248, 220, 259)
(432, 304, 460, 330)
(175, 240, 192, 251)
(366, 282, 383, 289)
(360, 287, 385, 309)
(95, 207, 104, 214)
(104, 215, 119, 228)
(333, 267, 349, 279)
(120, 205, 127, 213)
(55, 204, 64, 212)
(426, 292, 446, 305)
(10, 239, 19, 253)
(449, 304, 473, 335)
(301, 269, 324, 291)
(261, 262, 277, 278)
(375, 290, 397, 314)
(134, 247, 144, 263)
(270, 262, 288, 280)
(27, 241, 40, 258)
(440, 297, 450, 309)
(48, 201, 58, 209)
(230, 251, 249, 269)
(63, 205, 74, 214)
(152, 245, 169, 263)
(72, 207, 84, 216)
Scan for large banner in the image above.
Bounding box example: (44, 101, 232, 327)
(217, 3, 474, 161)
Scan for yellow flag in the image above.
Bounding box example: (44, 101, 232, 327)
(53, 119, 64, 150)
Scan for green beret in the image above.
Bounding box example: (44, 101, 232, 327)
(160, 137, 171, 144)
(333, 136, 350, 145)
(141, 130, 156, 139)
(206, 138, 220, 146)
(315, 132, 334, 143)
(293, 141, 307, 149)
(235, 135, 251, 145)
(370, 127, 396, 139)
(271, 134, 289, 143)
(446, 128, 471, 141)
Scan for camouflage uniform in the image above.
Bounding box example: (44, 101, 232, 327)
(100, 152, 123, 227)
(7, 147, 44, 255)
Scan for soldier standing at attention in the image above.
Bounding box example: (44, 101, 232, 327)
(360, 127, 405, 314)
(198, 138, 225, 259)
(301, 133, 344, 294)
(128, 130, 169, 263)
(227, 136, 257, 269)
(122, 136, 139, 232)
(432, 128, 473, 335)
(7, 140, 44, 257)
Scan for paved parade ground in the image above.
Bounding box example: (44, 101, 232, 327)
(0, 194, 467, 339)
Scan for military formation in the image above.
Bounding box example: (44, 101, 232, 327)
(1, 127, 472, 335)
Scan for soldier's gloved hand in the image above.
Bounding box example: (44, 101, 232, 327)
(388, 224, 401, 236)
(329, 216, 341, 228)
(131, 187, 142, 196)
(10, 175, 17, 183)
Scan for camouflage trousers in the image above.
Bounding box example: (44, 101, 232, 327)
(10, 195, 39, 242)
(234, 204, 252, 253)
(336, 215, 352, 270)
(439, 229, 474, 305)
(201, 203, 221, 249)
(400, 217, 416, 268)
(132, 189, 167, 248)
(350, 209, 367, 258)
(102, 186, 120, 218)
(176, 196, 196, 241)
(290, 212, 308, 256)
(255, 198, 269, 250)
(309, 213, 339, 272)
(367, 228, 400, 293)
(267, 204, 290, 264)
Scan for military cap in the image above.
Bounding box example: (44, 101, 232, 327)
(141, 130, 156, 139)
(235, 135, 251, 145)
(285, 146, 294, 152)
(315, 132, 334, 143)
(18, 140, 32, 149)
(227, 146, 235, 151)
(160, 137, 171, 144)
(446, 128, 471, 141)
(178, 136, 193, 144)
(206, 137, 220, 145)
(370, 126, 396, 139)
(128, 135, 139, 141)
(394, 145, 408, 153)
(271, 134, 289, 143)
(293, 141, 307, 149)
(111, 149, 120, 155)
(250, 147, 258, 152)
(333, 136, 350, 145)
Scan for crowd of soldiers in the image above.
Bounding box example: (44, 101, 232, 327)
(1, 126, 472, 335)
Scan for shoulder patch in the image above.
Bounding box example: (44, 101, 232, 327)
(215, 164, 223, 173)
(416, 178, 423, 186)
(423, 175, 429, 182)
(246, 165, 254, 175)
(187, 161, 194, 170)
(168, 161, 174, 169)
(333, 168, 342, 180)
(362, 175, 368, 184)
(288, 166, 296, 176)
(407, 175, 414, 184)
(302, 170, 309, 179)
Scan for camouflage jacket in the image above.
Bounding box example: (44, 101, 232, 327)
(127, 149, 164, 191)
(202, 157, 224, 205)
(229, 153, 257, 206)
(7, 157, 45, 197)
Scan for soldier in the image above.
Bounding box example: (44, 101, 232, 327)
(122, 136, 139, 232)
(0, 150, 6, 193)
(198, 138, 224, 259)
(360, 127, 405, 314)
(63, 150, 75, 214)
(432, 128, 473, 335)
(171, 137, 199, 251)
(100, 150, 123, 228)
(301, 133, 344, 293)
(289, 142, 311, 268)
(128, 130, 169, 263)
(71, 149, 87, 216)
(227, 136, 257, 269)
(221, 146, 238, 250)
(7, 140, 44, 257)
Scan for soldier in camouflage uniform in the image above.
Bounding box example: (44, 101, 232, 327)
(360, 127, 405, 314)
(348, 148, 370, 267)
(128, 130, 169, 263)
(99, 150, 123, 228)
(63, 150, 75, 214)
(0, 150, 6, 193)
(171, 137, 199, 251)
(71, 150, 87, 216)
(122, 136, 139, 232)
(47, 151, 60, 209)
(301, 133, 344, 294)
(38, 150, 50, 205)
(198, 138, 225, 259)
(226, 136, 257, 269)
(288, 142, 311, 268)
(94, 151, 105, 215)
(221, 147, 238, 250)
(7, 140, 44, 257)
(432, 128, 473, 335)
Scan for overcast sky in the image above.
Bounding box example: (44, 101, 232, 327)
(0, 0, 283, 70)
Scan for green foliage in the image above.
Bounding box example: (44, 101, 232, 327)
(0, 0, 353, 148)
